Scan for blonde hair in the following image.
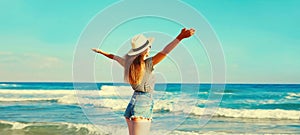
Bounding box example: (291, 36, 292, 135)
(124, 54, 145, 85)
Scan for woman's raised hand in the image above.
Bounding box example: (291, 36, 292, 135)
(92, 48, 102, 53)
(177, 28, 195, 40)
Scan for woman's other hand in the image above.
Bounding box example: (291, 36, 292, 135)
(92, 48, 102, 53)
(176, 28, 195, 40)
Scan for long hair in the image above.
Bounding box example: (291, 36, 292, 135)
(124, 54, 145, 85)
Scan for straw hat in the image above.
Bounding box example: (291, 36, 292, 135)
(127, 34, 154, 56)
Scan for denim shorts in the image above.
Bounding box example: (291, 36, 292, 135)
(124, 91, 154, 120)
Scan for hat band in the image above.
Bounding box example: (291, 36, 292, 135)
(132, 40, 149, 52)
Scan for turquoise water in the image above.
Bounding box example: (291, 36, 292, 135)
(0, 82, 299, 134)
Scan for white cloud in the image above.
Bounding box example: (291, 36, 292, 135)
(0, 52, 69, 81)
(39, 56, 62, 68)
(0, 52, 63, 69)
(0, 51, 13, 55)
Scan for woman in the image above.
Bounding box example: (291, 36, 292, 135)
(92, 28, 195, 135)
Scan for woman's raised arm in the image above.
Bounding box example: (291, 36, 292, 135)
(92, 48, 125, 67)
(152, 28, 195, 66)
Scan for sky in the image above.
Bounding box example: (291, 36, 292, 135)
(0, 0, 299, 83)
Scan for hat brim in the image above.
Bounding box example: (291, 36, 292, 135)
(127, 37, 154, 56)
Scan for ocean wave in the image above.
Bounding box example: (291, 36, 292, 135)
(239, 99, 277, 104)
(0, 90, 77, 95)
(58, 96, 300, 120)
(58, 96, 128, 110)
(99, 85, 173, 97)
(0, 97, 58, 102)
(0, 120, 216, 135)
(3, 120, 292, 135)
(4, 94, 297, 120)
(0, 120, 103, 135)
(58, 96, 181, 112)
(0, 85, 176, 99)
(0, 89, 132, 97)
(285, 92, 300, 100)
(189, 107, 300, 120)
(57, 95, 197, 112)
(0, 83, 19, 88)
(98, 85, 133, 96)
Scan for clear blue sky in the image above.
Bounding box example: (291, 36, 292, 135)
(0, 0, 299, 83)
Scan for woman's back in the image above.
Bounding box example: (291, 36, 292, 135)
(130, 58, 154, 93)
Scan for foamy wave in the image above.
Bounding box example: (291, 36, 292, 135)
(0, 85, 170, 99)
(189, 107, 300, 120)
(0, 85, 134, 97)
(1, 93, 298, 120)
(98, 85, 133, 96)
(57, 95, 188, 112)
(241, 99, 276, 104)
(0, 120, 30, 129)
(0, 120, 209, 135)
(0, 83, 19, 87)
(0, 90, 107, 96)
(285, 92, 300, 100)
(0, 86, 175, 110)
(0, 90, 76, 95)
(58, 96, 180, 111)
(58, 96, 128, 110)
(0, 120, 102, 134)
(0, 97, 58, 102)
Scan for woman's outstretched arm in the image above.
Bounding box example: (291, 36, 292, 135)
(152, 28, 195, 66)
(92, 48, 125, 67)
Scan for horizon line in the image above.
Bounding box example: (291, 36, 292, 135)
(0, 81, 299, 85)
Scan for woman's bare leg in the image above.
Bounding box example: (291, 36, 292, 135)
(132, 118, 151, 135)
(125, 117, 133, 135)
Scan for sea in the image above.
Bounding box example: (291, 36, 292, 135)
(0, 82, 299, 135)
